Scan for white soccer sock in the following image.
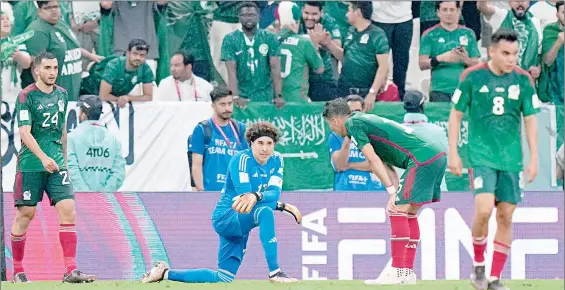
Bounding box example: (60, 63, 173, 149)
(164, 270, 169, 280)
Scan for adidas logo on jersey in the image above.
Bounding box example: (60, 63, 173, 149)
(479, 85, 489, 93)
(253, 172, 259, 178)
(37, 104, 43, 110)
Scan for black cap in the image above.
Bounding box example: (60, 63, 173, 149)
(403, 90, 425, 113)
(77, 95, 103, 120)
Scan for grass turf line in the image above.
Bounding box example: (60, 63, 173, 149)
(0, 280, 563, 290)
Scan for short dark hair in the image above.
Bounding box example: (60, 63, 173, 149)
(491, 29, 519, 45)
(556, 1, 564, 11)
(239, 2, 258, 13)
(346, 95, 365, 109)
(349, 1, 372, 20)
(173, 50, 194, 66)
(33, 51, 57, 67)
(245, 121, 281, 144)
(128, 38, 149, 52)
(436, 0, 460, 10)
(304, 1, 324, 10)
(37, 1, 55, 9)
(322, 98, 351, 119)
(210, 86, 232, 103)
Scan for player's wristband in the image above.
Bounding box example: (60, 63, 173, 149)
(431, 56, 440, 68)
(386, 186, 397, 196)
(252, 192, 263, 201)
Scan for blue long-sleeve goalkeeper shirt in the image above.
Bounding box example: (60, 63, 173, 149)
(67, 120, 126, 192)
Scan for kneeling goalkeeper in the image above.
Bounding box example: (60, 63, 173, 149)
(141, 122, 302, 284)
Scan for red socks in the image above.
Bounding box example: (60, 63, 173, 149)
(472, 236, 488, 264)
(389, 212, 409, 268)
(404, 213, 420, 269)
(11, 233, 26, 274)
(490, 241, 510, 280)
(59, 224, 78, 274)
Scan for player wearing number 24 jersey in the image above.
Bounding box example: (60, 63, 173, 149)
(323, 99, 446, 285)
(12, 52, 95, 284)
(448, 30, 540, 290)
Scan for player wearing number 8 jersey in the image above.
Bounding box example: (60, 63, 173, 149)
(448, 30, 540, 290)
(323, 99, 446, 285)
(12, 52, 95, 283)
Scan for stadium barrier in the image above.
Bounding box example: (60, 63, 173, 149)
(2, 191, 562, 281)
(1, 102, 562, 192)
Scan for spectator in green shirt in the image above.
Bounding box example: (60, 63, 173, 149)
(99, 39, 155, 108)
(419, 1, 480, 102)
(327, 1, 389, 112)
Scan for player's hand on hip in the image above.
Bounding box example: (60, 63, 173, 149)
(525, 161, 539, 183)
(41, 157, 59, 173)
(232, 193, 257, 214)
(448, 153, 463, 176)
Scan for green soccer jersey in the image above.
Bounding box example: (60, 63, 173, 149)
(102, 56, 154, 97)
(420, 25, 480, 94)
(278, 33, 323, 102)
(452, 63, 541, 172)
(15, 84, 68, 172)
(345, 112, 443, 169)
(298, 15, 341, 83)
(221, 29, 280, 102)
(322, 1, 350, 42)
(10, 1, 71, 37)
(22, 19, 82, 101)
(340, 25, 389, 88)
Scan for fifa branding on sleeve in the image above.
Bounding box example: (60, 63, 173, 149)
(350, 136, 358, 146)
(239, 172, 249, 183)
(268, 176, 283, 188)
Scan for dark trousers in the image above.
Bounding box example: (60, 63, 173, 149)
(373, 20, 413, 101)
(430, 91, 453, 102)
(309, 80, 338, 102)
(336, 83, 370, 99)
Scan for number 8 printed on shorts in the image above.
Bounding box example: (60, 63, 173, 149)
(492, 96, 504, 115)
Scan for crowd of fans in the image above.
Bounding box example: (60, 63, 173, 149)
(1, 0, 563, 191)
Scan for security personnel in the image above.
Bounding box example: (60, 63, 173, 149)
(67, 95, 126, 192)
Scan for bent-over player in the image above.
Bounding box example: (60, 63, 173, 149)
(323, 99, 447, 285)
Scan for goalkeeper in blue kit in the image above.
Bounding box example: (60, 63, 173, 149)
(141, 122, 302, 284)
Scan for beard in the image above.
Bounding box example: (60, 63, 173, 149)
(41, 76, 56, 85)
(511, 7, 529, 20)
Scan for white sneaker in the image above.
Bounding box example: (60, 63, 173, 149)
(269, 271, 298, 283)
(403, 268, 417, 284)
(140, 261, 169, 283)
(364, 267, 405, 285)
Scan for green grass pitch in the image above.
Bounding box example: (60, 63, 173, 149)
(1, 280, 563, 290)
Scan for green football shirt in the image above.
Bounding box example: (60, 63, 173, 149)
(420, 24, 480, 94)
(101, 56, 154, 97)
(340, 25, 389, 88)
(10, 1, 71, 37)
(212, 2, 240, 23)
(322, 1, 350, 42)
(298, 15, 341, 83)
(15, 84, 68, 172)
(22, 19, 82, 101)
(221, 28, 280, 101)
(278, 33, 323, 102)
(452, 63, 541, 172)
(346, 112, 444, 169)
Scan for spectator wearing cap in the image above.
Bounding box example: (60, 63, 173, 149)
(419, 1, 480, 102)
(328, 95, 384, 192)
(155, 50, 214, 102)
(99, 39, 155, 108)
(403, 90, 448, 191)
(329, 2, 389, 112)
(67, 95, 126, 192)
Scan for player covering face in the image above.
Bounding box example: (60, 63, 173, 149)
(324, 99, 447, 285)
(141, 122, 303, 284)
(448, 30, 540, 290)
